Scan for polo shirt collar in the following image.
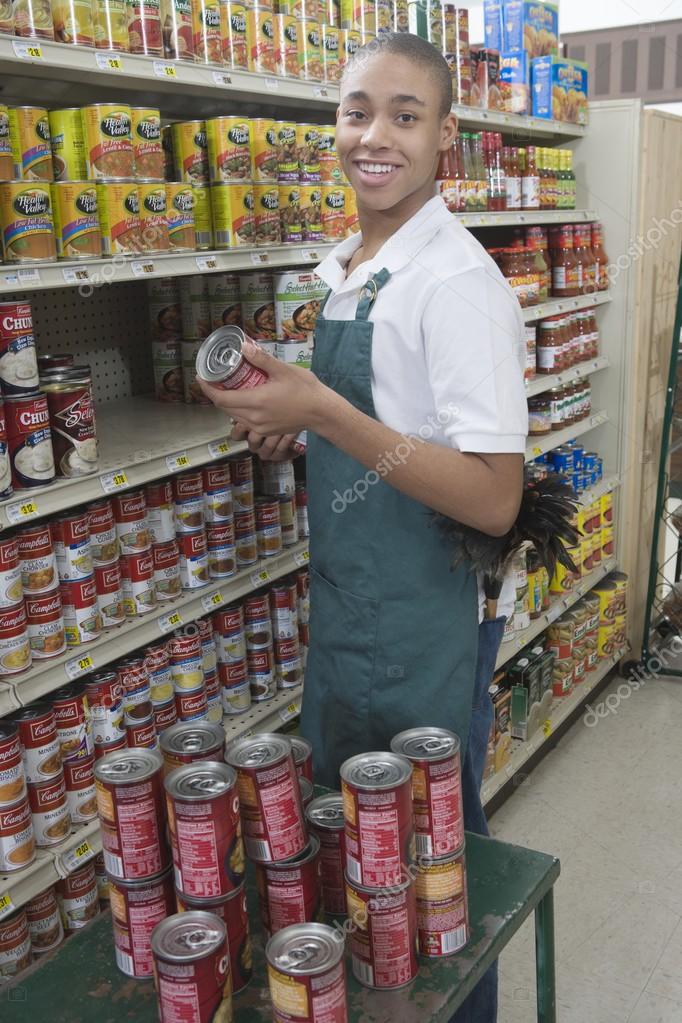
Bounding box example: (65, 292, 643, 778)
(315, 196, 452, 294)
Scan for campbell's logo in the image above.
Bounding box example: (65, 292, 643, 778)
(259, 191, 278, 210)
(136, 118, 160, 142)
(33, 780, 65, 807)
(13, 190, 50, 217)
(124, 191, 139, 215)
(0, 606, 28, 633)
(54, 394, 94, 431)
(28, 592, 62, 617)
(174, 192, 194, 213)
(67, 762, 93, 784)
(0, 737, 21, 763)
(228, 126, 249, 146)
(99, 566, 120, 588)
(179, 692, 206, 712)
(117, 494, 145, 515)
(36, 118, 50, 142)
(89, 506, 114, 529)
(144, 191, 166, 214)
(1, 803, 31, 828)
(66, 873, 94, 894)
(155, 703, 176, 724)
(203, 5, 220, 25)
(1, 309, 32, 332)
(29, 717, 56, 740)
(100, 113, 131, 138)
(325, 191, 344, 209)
(18, 531, 51, 554)
(194, 130, 207, 149)
(135, 552, 154, 574)
(0, 541, 18, 567)
(76, 190, 97, 215)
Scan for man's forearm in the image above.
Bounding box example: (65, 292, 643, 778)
(312, 391, 523, 536)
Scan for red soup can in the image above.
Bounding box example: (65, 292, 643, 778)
(270, 580, 298, 639)
(127, 717, 158, 750)
(390, 727, 464, 858)
(88, 499, 119, 565)
(16, 523, 58, 595)
(159, 720, 224, 775)
(113, 490, 151, 554)
(340, 752, 415, 889)
(94, 748, 169, 881)
(0, 908, 32, 982)
(306, 792, 346, 917)
(174, 470, 204, 532)
(290, 735, 313, 782)
(25, 885, 64, 955)
(0, 722, 26, 807)
(175, 685, 209, 722)
(225, 733, 306, 863)
(94, 561, 126, 627)
(255, 496, 282, 558)
(213, 604, 245, 662)
(121, 549, 157, 616)
(57, 860, 100, 933)
(151, 912, 231, 1023)
(10, 703, 61, 783)
(165, 761, 244, 899)
(5, 391, 55, 489)
(0, 601, 31, 676)
(176, 884, 252, 993)
(85, 672, 124, 745)
(206, 521, 236, 578)
(154, 698, 177, 734)
(345, 874, 418, 990)
(109, 866, 176, 978)
(60, 575, 102, 646)
(25, 586, 66, 660)
(415, 846, 469, 957)
(0, 535, 22, 608)
(0, 401, 11, 500)
(50, 511, 93, 582)
(178, 529, 210, 589)
(256, 835, 323, 939)
(153, 539, 182, 601)
(52, 682, 93, 762)
(0, 795, 35, 873)
(266, 923, 347, 1022)
(28, 774, 71, 847)
(146, 480, 175, 544)
(63, 753, 98, 823)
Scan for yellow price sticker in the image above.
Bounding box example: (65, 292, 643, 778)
(543, 719, 552, 737)
(209, 440, 231, 458)
(532, 446, 542, 457)
(166, 451, 190, 472)
(101, 469, 129, 493)
(294, 550, 309, 567)
(6, 499, 40, 525)
(0, 893, 14, 919)
(177, 456, 189, 467)
(164, 64, 176, 76)
(75, 841, 91, 859)
(159, 610, 183, 633)
(66, 653, 95, 680)
(202, 590, 224, 613)
(78, 656, 94, 672)
(154, 60, 177, 78)
(168, 613, 181, 625)
(251, 568, 270, 587)
(28, 45, 42, 57)
(20, 502, 37, 516)
(280, 701, 300, 722)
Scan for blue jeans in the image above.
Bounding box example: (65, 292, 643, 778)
(450, 616, 506, 1023)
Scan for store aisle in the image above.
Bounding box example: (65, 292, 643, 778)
(492, 669, 682, 1023)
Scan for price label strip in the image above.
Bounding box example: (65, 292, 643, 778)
(300, 249, 320, 262)
(279, 700, 300, 723)
(208, 439, 231, 459)
(0, 893, 15, 921)
(4, 267, 42, 287)
(264, 77, 279, 90)
(60, 839, 95, 875)
(201, 591, 224, 613)
(153, 60, 177, 78)
(100, 469, 129, 494)
(65, 653, 95, 681)
(12, 39, 43, 59)
(212, 70, 232, 86)
(131, 260, 156, 276)
(159, 610, 183, 633)
(96, 52, 122, 71)
(166, 451, 190, 473)
(250, 567, 271, 588)
(312, 86, 329, 98)
(196, 255, 218, 271)
(62, 266, 90, 284)
(293, 549, 309, 567)
(5, 500, 39, 526)
(251, 251, 270, 265)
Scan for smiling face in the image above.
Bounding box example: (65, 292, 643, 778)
(336, 51, 457, 222)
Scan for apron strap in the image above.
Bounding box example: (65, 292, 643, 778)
(355, 268, 391, 322)
(318, 287, 334, 315)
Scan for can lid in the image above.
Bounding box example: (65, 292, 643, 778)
(289, 735, 312, 765)
(94, 748, 162, 785)
(195, 326, 246, 383)
(266, 923, 344, 975)
(151, 911, 226, 962)
(305, 792, 344, 830)
(159, 721, 224, 757)
(164, 761, 237, 800)
(225, 733, 292, 770)
(390, 727, 460, 763)
(9, 702, 54, 725)
(339, 751, 412, 790)
(299, 776, 314, 801)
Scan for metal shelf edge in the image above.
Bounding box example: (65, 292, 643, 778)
(459, 210, 597, 228)
(0, 820, 102, 913)
(223, 684, 303, 743)
(522, 291, 612, 324)
(525, 357, 610, 399)
(525, 409, 609, 462)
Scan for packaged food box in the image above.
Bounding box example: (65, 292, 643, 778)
(470, 47, 503, 109)
(500, 50, 530, 114)
(483, 0, 504, 52)
(532, 55, 589, 125)
(503, 1, 558, 59)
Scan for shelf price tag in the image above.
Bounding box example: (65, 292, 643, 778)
(5, 267, 42, 287)
(159, 610, 183, 633)
(62, 266, 90, 284)
(153, 60, 177, 78)
(250, 567, 271, 588)
(201, 591, 224, 613)
(131, 260, 156, 276)
(293, 549, 309, 567)
(196, 255, 218, 271)
(12, 39, 43, 59)
(60, 839, 95, 874)
(531, 445, 543, 457)
(96, 52, 123, 71)
(166, 451, 190, 473)
(100, 469, 129, 494)
(212, 70, 232, 86)
(250, 251, 270, 265)
(208, 439, 230, 458)
(543, 719, 552, 738)
(5, 500, 39, 525)
(65, 653, 95, 681)
(312, 86, 329, 98)
(264, 77, 279, 90)
(300, 249, 320, 262)
(0, 893, 15, 921)
(279, 700, 300, 723)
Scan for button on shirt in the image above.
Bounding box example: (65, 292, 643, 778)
(314, 196, 529, 622)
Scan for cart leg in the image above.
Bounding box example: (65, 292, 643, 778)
(535, 888, 556, 1023)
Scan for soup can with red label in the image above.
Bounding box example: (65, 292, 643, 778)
(88, 499, 119, 565)
(42, 368, 98, 478)
(170, 630, 204, 690)
(346, 874, 418, 989)
(154, 697, 177, 734)
(146, 480, 175, 544)
(57, 860, 100, 932)
(270, 581, 298, 639)
(244, 592, 272, 647)
(16, 523, 58, 595)
(165, 761, 244, 899)
(119, 656, 151, 700)
(0, 402, 10, 501)
(174, 470, 204, 532)
(52, 682, 93, 763)
(95, 735, 128, 760)
(159, 720, 224, 775)
(390, 727, 464, 858)
(121, 549, 157, 616)
(306, 792, 346, 916)
(220, 673, 250, 716)
(60, 575, 102, 646)
(255, 497, 282, 558)
(0, 535, 23, 608)
(0, 908, 32, 982)
(213, 604, 245, 662)
(248, 644, 276, 701)
(109, 866, 176, 978)
(207, 521, 236, 578)
(50, 511, 93, 582)
(25, 586, 66, 659)
(275, 634, 302, 689)
(225, 733, 306, 863)
(0, 722, 27, 808)
(153, 539, 182, 601)
(85, 672, 125, 745)
(0, 301, 39, 397)
(178, 529, 210, 589)
(95, 748, 169, 881)
(266, 923, 347, 1021)
(127, 717, 158, 751)
(63, 752, 98, 823)
(415, 847, 468, 957)
(25, 886, 64, 955)
(151, 912, 231, 1023)
(28, 774, 71, 847)
(11, 704, 62, 783)
(0, 795, 35, 873)
(340, 751, 415, 889)
(113, 490, 151, 554)
(176, 884, 252, 992)
(0, 601, 32, 676)
(290, 736, 313, 783)
(4, 391, 56, 489)
(175, 685, 209, 722)
(94, 560, 126, 627)
(256, 835, 323, 939)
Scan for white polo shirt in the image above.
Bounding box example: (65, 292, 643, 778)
(314, 195, 529, 622)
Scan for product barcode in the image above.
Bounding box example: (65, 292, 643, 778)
(346, 855, 362, 884)
(115, 948, 135, 976)
(352, 956, 374, 986)
(103, 850, 123, 876)
(247, 839, 271, 861)
(441, 925, 468, 954)
(415, 833, 433, 856)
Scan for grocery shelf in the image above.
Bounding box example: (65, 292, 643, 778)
(0, 541, 309, 716)
(452, 103, 588, 141)
(459, 209, 598, 228)
(0, 245, 335, 296)
(0, 397, 248, 531)
(525, 408, 608, 462)
(579, 473, 621, 509)
(223, 683, 303, 743)
(495, 555, 618, 670)
(482, 645, 626, 806)
(526, 356, 610, 398)
(522, 291, 612, 324)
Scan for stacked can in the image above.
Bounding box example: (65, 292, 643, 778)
(88, 499, 126, 629)
(10, 704, 71, 850)
(208, 272, 242, 330)
(111, 489, 157, 619)
(0, 907, 32, 981)
(147, 480, 182, 600)
(50, 509, 103, 647)
(204, 462, 236, 580)
(168, 120, 208, 250)
(147, 278, 183, 404)
(0, 720, 34, 875)
(270, 577, 303, 688)
(25, 884, 65, 956)
(0, 534, 29, 679)
(198, 617, 222, 722)
(226, 733, 323, 943)
(85, 672, 125, 759)
(305, 791, 346, 915)
(179, 275, 213, 405)
(145, 639, 178, 734)
(231, 452, 257, 567)
(94, 749, 174, 979)
(214, 602, 250, 715)
(297, 566, 310, 665)
(170, 625, 208, 723)
(119, 657, 158, 751)
(244, 590, 276, 701)
(57, 860, 101, 935)
(173, 469, 210, 589)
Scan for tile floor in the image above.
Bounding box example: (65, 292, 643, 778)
(491, 668, 682, 1022)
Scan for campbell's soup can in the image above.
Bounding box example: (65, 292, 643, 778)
(289, 735, 313, 783)
(221, 676, 250, 716)
(248, 645, 276, 701)
(50, 510, 93, 582)
(266, 923, 347, 1019)
(213, 604, 245, 660)
(95, 734, 129, 760)
(255, 497, 282, 558)
(94, 561, 127, 628)
(25, 886, 64, 955)
(346, 874, 418, 989)
(63, 752, 98, 823)
(340, 751, 415, 889)
(0, 722, 26, 808)
(391, 727, 463, 858)
(207, 521, 236, 579)
(204, 474, 233, 524)
(175, 685, 209, 722)
(244, 592, 272, 646)
(11, 704, 61, 784)
(95, 749, 169, 880)
(113, 489, 151, 554)
(60, 575, 102, 646)
(0, 908, 32, 983)
(415, 846, 469, 957)
(176, 884, 252, 992)
(0, 535, 23, 608)
(173, 470, 205, 531)
(165, 762, 244, 898)
(16, 524, 57, 595)
(25, 586, 66, 659)
(0, 401, 12, 499)
(57, 860, 100, 932)
(151, 911, 231, 1023)
(121, 549, 158, 616)
(270, 581, 297, 640)
(275, 634, 302, 689)
(159, 720, 224, 775)
(0, 794, 35, 873)
(178, 529, 210, 589)
(5, 391, 56, 489)
(0, 602, 31, 676)
(0, 301, 39, 397)
(226, 733, 306, 863)
(87, 499, 119, 565)
(154, 697, 178, 734)
(52, 683, 93, 763)
(28, 774, 71, 847)
(109, 866, 176, 978)
(256, 835, 323, 939)
(170, 631, 204, 690)
(146, 479, 175, 543)
(85, 672, 125, 745)
(306, 792, 346, 916)
(153, 540, 182, 601)
(234, 514, 257, 567)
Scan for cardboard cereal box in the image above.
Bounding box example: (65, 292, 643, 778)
(483, 0, 504, 53)
(504, 1, 559, 59)
(532, 55, 589, 125)
(499, 51, 530, 114)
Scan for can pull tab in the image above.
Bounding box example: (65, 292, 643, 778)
(245, 745, 271, 765)
(181, 737, 203, 752)
(416, 738, 453, 755)
(359, 764, 387, 782)
(188, 777, 225, 794)
(277, 942, 320, 969)
(317, 807, 344, 822)
(177, 927, 218, 952)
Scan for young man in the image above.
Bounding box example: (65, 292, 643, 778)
(200, 32, 527, 1021)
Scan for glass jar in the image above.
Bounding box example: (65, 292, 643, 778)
(549, 225, 580, 297)
(549, 386, 565, 430)
(537, 318, 564, 374)
(528, 395, 552, 435)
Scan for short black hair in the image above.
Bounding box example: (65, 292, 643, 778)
(342, 32, 453, 118)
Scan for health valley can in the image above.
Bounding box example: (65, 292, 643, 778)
(82, 104, 134, 179)
(138, 179, 169, 253)
(97, 179, 143, 254)
(50, 181, 101, 259)
(266, 923, 347, 1022)
(172, 119, 208, 184)
(0, 182, 56, 263)
(211, 182, 255, 248)
(9, 107, 52, 181)
(165, 182, 195, 251)
(151, 912, 232, 1023)
(346, 875, 418, 989)
(221, 0, 248, 67)
(206, 116, 251, 182)
(274, 13, 298, 76)
(246, 6, 275, 72)
(108, 867, 175, 978)
(415, 846, 469, 957)
(47, 109, 86, 181)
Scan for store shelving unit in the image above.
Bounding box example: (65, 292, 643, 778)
(460, 209, 597, 228)
(525, 409, 608, 462)
(522, 290, 611, 324)
(525, 356, 610, 399)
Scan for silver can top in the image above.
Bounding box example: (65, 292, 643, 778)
(151, 911, 226, 963)
(225, 733, 292, 770)
(305, 792, 344, 831)
(290, 735, 313, 766)
(266, 922, 344, 975)
(195, 325, 246, 383)
(299, 776, 314, 803)
(165, 761, 237, 801)
(159, 721, 225, 757)
(390, 727, 460, 763)
(260, 834, 320, 873)
(94, 748, 162, 786)
(339, 751, 412, 790)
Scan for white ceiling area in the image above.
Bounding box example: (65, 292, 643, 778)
(467, 0, 682, 41)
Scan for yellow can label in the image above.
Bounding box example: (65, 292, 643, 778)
(51, 182, 100, 259)
(192, 0, 223, 63)
(131, 107, 164, 179)
(340, 26, 360, 62)
(299, 184, 322, 241)
(221, 0, 247, 67)
(278, 184, 301, 243)
(191, 182, 212, 250)
(0, 182, 56, 263)
(52, 0, 96, 45)
(275, 121, 298, 181)
(344, 184, 358, 234)
(206, 116, 251, 182)
(48, 108, 87, 182)
(253, 183, 280, 246)
(172, 120, 208, 185)
(211, 182, 255, 248)
(318, 125, 342, 183)
(92, 0, 129, 49)
(273, 13, 298, 77)
(9, 106, 52, 181)
(415, 859, 464, 902)
(0, 105, 11, 179)
(138, 181, 169, 252)
(268, 967, 309, 1017)
(250, 117, 278, 182)
(296, 124, 320, 182)
(246, 8, 275, 73)
(82, 104, 134, 179)
(320, 184, 345, 239)
(321, 23, 340, 81)
(96, 180, 142, 255)
(297, 17, 321, 80)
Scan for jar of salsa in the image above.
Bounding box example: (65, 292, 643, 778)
(526, 227, 550, 302)
(549, 386, 564, 430)
(574, 310, 591, 363)
(528, 395, 551, 435)
(537, 318, 563, 374)
(502, 247, 533, 307)
(587, 309, 600, 357)
(549, 226, 580, 297)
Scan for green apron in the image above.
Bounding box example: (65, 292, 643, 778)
(300, 268, 479, 789)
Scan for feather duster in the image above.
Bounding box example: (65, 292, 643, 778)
(437, 472, 581, 618)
